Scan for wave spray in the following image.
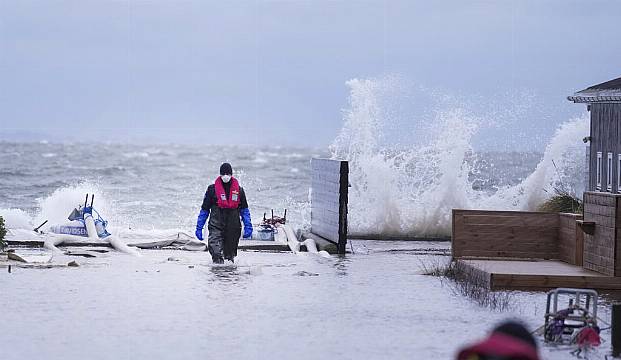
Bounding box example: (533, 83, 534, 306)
(331, 77, 588, 237)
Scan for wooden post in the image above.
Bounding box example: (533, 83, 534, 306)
(337, 161, 348, 255)
(613, 304, 621, 357)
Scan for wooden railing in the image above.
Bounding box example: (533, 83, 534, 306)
(452, 209, 582, 263)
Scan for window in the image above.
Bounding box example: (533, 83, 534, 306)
(618, 154, 621, 192)
(608, 152, 613, 191)
(596, 152, 602, 190)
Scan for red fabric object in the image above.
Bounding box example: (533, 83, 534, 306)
(214, 176, 241, 209)
(457, 333, 540, 360)
(575, 327, 601, 347)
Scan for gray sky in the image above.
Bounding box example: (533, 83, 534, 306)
(1, 0, 619, 150)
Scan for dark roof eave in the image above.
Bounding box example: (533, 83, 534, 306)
(568, 76, 621, 103)
(584, 77, 621, 91)
(567, 95, 621, 103)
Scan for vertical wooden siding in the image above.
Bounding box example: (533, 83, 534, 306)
(615, 193, 621, 277)
(590, 103, 621, 193)
(452, 210, 559, 259)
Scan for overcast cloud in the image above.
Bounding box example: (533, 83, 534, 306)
(1, 0, 619, 149)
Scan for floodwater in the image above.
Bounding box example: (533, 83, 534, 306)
(0, 241, 614, 360)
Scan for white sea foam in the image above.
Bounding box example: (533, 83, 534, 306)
(123, 152, 149, 158)
(0, 181, 193, 242)
(34, 181, 112, 227)
(0, 208, 33, 229)
(331, 77, 589, 237)
(0, 182, 116, 234)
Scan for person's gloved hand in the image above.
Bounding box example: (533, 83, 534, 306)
(243, 226, 253, 239)
(196, 209, 209, 241)
(240, 208, 253, 239)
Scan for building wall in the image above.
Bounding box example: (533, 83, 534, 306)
(589, 103, 621, 193)
(582, 191, 621, 276)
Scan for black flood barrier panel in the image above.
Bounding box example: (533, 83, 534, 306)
(310, 158, 348, 254)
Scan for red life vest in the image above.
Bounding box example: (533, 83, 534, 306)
(214, 176, 241, 209)
(457, 333, 540, 360)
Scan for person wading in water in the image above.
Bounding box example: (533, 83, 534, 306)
(195, 162, 253, 263)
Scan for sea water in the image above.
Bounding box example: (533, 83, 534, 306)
(0, 80, 588, 236)
(1, 77, 610, 359)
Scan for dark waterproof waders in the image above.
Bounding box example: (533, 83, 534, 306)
(207, 206, 241, 263)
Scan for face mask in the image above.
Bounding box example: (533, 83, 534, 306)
(221, 175, 231, 183)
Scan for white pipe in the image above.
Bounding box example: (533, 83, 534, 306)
(109, 235, 141, 256)
(317, 250, 331, 258)
(43, 236, 64, 253)
(44, 233, 90, 252)
(301, 238, 331, 258)
(288, 239, 300, 253)
(280, 224, 299, 243)
(85, 212, 140, 256)
(301, 238, 318, 253)
(279, 224, 301, 253)
(275, 225, 331, 257)
(83, 213, 99, 241)
(274, 228, 288, 244)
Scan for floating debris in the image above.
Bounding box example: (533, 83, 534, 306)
(8, 252, 27, 263)
(7, 252, 53, 263)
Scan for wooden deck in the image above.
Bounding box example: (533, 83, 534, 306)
(458, 259, 621, 290)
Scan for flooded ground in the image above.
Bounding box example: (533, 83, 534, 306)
(0, 241, 615, 360)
